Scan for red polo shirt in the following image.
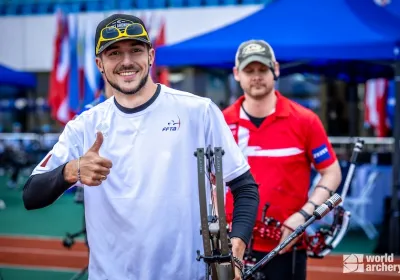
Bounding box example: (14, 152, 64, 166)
(223, 91, 337, 253)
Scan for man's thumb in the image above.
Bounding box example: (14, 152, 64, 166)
(89, 131, 104, 153)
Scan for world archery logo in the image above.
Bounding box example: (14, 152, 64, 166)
(162, 116, 181, 132)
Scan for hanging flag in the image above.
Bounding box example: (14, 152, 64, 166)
(67, 13, 81, 119)
(364, 78, 389, 137)
(49, 11, 103, 125)
(82, 18, 103, 108)
(48, 9, 63, 122)
(146, 15, 169, 86)
(77, 17, 86, 111)
(153, 18, 169, 86)
(48, 9, 70, 125)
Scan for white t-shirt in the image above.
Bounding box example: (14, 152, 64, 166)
(31, 84, 250, 280)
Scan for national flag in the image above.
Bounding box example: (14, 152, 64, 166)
(82, 19, 103, 108)
(48, 9, 70, 125)
(67, 13, 81, 119)
(151, 17, 169, 86)
(364, 78, 389, 137)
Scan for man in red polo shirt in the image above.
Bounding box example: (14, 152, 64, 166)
(224, 40, 342, 280)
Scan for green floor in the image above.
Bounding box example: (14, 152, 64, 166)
(0, 174, 379, 280)
(0, 185, 83, 238)
(0, 267, 80, 280)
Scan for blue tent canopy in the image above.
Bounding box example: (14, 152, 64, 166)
(382, 0, 400, 19)
(0, 64, 37, 88)
(156, 0, 400, 67)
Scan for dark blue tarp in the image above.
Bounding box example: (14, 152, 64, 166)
(156, 0, 400, 67)
(0, 64, 37, 88)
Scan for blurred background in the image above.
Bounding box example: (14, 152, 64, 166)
(0, 0, 399, 279)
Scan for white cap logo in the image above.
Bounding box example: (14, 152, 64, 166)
(107, 19, 133, 29)
(242, 43, 265, 56)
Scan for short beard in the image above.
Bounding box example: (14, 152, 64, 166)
(105, 67, 149, 95)
(243, 84, 274, 100)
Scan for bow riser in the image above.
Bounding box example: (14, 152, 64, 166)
(195, 146, 235, 280)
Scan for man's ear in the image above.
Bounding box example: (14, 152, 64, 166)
(95, 56, 104, 73)
(149, 47, 155, 66)
(274, 61, 280, 78)
(233, 67, 240, 82)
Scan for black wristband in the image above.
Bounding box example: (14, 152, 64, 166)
(316, 185, 335, 196)
(307, 200, 319, 211)
(298, 209, 312, 221)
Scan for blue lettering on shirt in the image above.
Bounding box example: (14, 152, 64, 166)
(312, 144, 331, 164)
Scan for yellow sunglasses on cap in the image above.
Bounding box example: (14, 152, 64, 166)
(96, 23, 150, 55)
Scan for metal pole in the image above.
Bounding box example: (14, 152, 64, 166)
(389, 46, 400, 255)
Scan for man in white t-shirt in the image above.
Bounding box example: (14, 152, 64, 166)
(22, 14, 259, 280)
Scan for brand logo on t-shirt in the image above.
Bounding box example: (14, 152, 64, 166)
(162, 116, 181, 132)
(312, 144, 331, 164)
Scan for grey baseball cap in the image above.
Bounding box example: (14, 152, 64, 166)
(235, 40, 276, 71)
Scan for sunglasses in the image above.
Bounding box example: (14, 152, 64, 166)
(96, 23, 150, 55)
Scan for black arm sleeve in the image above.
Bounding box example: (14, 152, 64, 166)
(22, 163, 75, 210)
(226, 170, 259, 245)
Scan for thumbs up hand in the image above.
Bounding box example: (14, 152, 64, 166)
(88, 131, 105, 154)
(63, 132, 112, 186)
(76, 131, 112, 186)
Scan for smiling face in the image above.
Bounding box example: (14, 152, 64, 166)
(96, 40, 154, 95)
(234, 61, 279, 100)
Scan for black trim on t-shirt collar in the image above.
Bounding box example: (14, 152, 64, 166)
(114, 84, 161, 114)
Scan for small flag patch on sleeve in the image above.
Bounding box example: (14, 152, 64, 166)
(40, 154, 52, 167)
(312, 144, 331, 164)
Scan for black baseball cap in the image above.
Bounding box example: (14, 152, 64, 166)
(95, 13, 152, 55)
(235, 39, 276, 71)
